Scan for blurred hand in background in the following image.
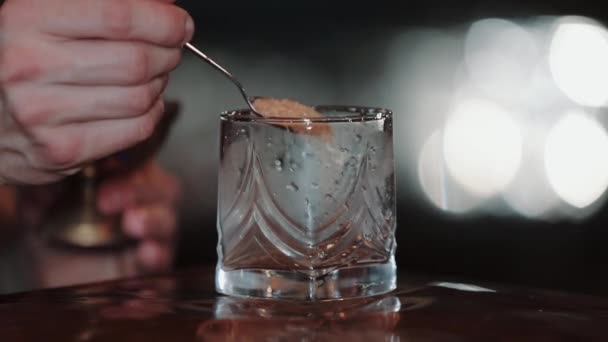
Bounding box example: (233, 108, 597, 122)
(18, 158, 181, 274)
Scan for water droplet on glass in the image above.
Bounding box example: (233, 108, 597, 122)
(364, 233, 373, 241)
(274, 159, 283, 171)
(318, 251, 327, 259)
(339, 147, 350, 153)
(311, 182, 319, 189)
(355, 134, 362, 143)
(267, 142, 273, 147)
(302, 151, 315, 159)
(286, 183, 299, 191)
(290, 161, 299, 170)
(326, 243, 335, 250)
(340, 252, 348, 258)
(305, 198, 310, 206)
(302, 119, 313, 131)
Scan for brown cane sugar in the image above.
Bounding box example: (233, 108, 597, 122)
(253, 98, 333, 140)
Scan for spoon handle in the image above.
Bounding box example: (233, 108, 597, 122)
(183, 43, 256, 111)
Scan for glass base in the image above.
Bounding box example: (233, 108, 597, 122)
(215, 256, 396, 301)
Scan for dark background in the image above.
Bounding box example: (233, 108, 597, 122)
(182, 1, 607, 27)
(157, 1, 608, 296)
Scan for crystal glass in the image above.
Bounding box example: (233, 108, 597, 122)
(216, 105, 396, 300)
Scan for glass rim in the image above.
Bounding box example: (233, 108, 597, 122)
(220, 105, 393, 123)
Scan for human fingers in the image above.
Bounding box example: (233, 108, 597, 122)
(6, 76, 169, 125)
(122, 204, 177, 241)
(32, 0, 194, 47)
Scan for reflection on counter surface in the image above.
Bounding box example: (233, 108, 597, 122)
(197, 295, 405, 341)
(1, 266, 608, 341)
(0, 223, 140, 295)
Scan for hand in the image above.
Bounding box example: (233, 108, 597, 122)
(0, 0, 194, 184)
(97, 159, 181, 273)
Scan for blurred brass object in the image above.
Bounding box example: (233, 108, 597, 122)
(43, 165, 129, 249)
(40, 101, 181, 249)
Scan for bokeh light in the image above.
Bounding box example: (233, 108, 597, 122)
(549, 17, 608, 107)
(385, 15, 608, 220)
(386, 29, 461, 186)
(443, 99, 523, 197)
(464, 18, 539, 101)
(418, 131, 482, 213)
(502, 123, 560, 218)
(545, 111, 608, 208)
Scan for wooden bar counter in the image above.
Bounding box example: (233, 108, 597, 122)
(1, 265, 607, 341)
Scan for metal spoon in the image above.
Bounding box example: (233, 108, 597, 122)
(184, 43, 262, 115)
(183, 43, 332, 139)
